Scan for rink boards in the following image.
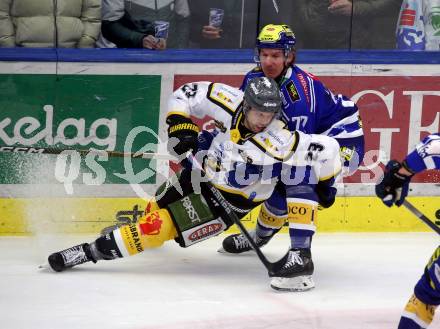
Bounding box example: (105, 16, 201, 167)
(1, 196, 439, 235)
(0, 51, 439, 234)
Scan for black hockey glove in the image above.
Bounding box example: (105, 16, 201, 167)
(375, 160, 413, 207)
(316, 180, 337, 209)
(167, 114, 199, 157)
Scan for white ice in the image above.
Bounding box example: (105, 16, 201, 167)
(0, 233, 439, 329)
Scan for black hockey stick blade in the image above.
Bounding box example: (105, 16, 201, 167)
(186, 154, 276, 275)
(403, 200, 440, 235)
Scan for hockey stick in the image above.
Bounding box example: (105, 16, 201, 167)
(0, 145, 175, 161)
(403, 200, 440, 235)
(186, 154, 277, 275)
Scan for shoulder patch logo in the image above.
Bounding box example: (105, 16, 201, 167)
(296, 73, 310, 105)
(215, 91, 233, 104)
(286, 81, 300, 103)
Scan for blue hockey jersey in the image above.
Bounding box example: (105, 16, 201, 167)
(404, 133, 440, 173)
(242, 66, 362, 138)
(241, 65, 364, 170)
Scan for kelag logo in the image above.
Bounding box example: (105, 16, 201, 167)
(0, 73, 162, 197)
(0, 105, 117, 150)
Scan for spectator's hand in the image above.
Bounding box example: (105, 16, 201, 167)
(143, 35, 167, 50)
(328, 0, 352, 16)
(375, 160, 413, 207)
(202, 25, 222, 40)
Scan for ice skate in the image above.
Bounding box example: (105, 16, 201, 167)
(218, 230, 273, 254)
(48, 243, 96, 272)
(269, 248, 315, 292)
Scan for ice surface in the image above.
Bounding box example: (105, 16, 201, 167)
(0, 233, 438, 329)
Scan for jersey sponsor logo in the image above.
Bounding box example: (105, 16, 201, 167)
(139, 211, 163, 235)
(181, 196, 201, 223)
(267, 130, 283, 145)
(219, 85, 239, 98)
(285, 81, 300, 103)
(288, 206, 309, 215)
(188, 223, 223, 241)
(215, 91, 233, 104)
(296, 73, 310, 105)
(287, 203, 316, 224)
(121, 224, 144, 254)
(263, 138, 279, 152)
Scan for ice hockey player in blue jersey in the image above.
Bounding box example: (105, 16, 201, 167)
(376, 133, 440, 328)
(220, 24, 364, 291)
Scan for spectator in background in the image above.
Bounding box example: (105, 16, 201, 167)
(97, 0, 190, 49)
(0, 0, 101, 48)
(397, 0, 440, 50)
(187, 0, 259, 49)
(294, 0, 401, 49)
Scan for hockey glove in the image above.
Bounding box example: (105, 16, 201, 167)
(375, 160, 412, 207)
(316, 181, 337, 209)
(167, 115, 199, 156)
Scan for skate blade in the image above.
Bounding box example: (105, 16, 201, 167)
(38, 263, 51, 270)
(217, 247, 253, 254)
(270, 276, 315, 292)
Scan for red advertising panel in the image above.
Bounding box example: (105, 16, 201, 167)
(174, 75, 440, 183)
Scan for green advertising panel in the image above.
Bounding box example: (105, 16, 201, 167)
(0, 74, 161, 185)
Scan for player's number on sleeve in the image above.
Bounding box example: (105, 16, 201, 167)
(306, 143, 324, 162)
(181, 84, 198, 98)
